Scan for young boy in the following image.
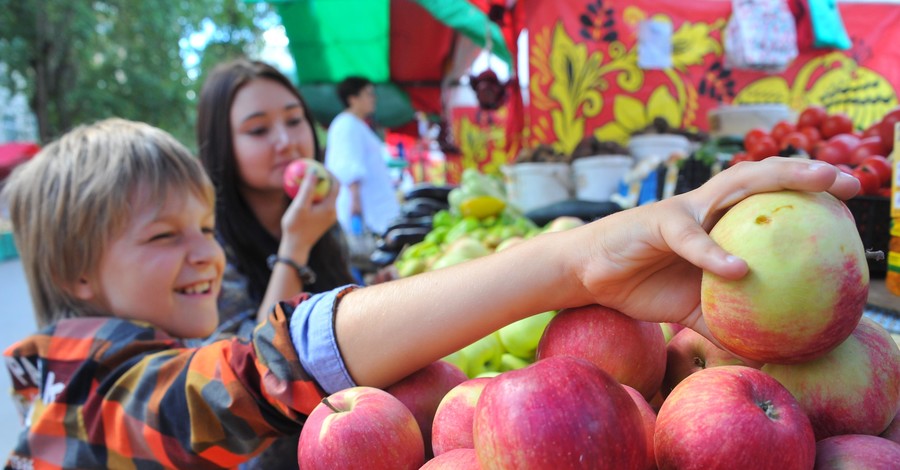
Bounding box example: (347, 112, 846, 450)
(1, 118, 858, 468)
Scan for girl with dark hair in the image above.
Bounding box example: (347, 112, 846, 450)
(196, 57, 356, 470)
(196, 58, 354, 336)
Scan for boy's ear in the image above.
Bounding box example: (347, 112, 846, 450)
(70, 277, 96, 301)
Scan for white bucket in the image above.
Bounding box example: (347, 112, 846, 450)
(505, 162, 572, 212)
(628, 134, 692, 165)
(572, 155, 634, 202)
(707, 104, 794, 138)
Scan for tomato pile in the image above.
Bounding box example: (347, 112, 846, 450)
(731, 105, 898, 197)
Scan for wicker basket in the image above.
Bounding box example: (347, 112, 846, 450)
(845, 196, 891, 279)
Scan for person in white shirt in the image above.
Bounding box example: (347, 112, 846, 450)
(325, 76, 401, 238)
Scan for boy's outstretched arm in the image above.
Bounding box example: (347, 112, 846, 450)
(334, 158, 860, 388)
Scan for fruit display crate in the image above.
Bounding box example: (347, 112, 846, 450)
(844, 195, 890, 279)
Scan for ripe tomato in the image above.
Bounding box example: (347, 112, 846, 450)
(729, 151, 751, 167)
(770, 121, 796, 145)
(877, 107, 900, 154)
(848, 136, 884, 166)
(746, 135, 779, 161)
(820, 113, 854, 139)
(815, 134, 859, 166)
(859, 155, 892, 186)
(852, 167, 880, 196)
(862, 123, 881, 139)
(780, 131, 812, 154)
(743, 128, 769, 151)
(797, 106, 828, 130)
(798, 126, 822, 147)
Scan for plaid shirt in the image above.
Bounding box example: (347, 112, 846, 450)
(4, 295, 326, 469)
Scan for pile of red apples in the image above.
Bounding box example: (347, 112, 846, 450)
(296, 190, 900, 470)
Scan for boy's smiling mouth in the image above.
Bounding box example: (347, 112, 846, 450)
(177, 281, 213, 295)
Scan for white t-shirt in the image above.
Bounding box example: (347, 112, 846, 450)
(325, 111, 401, 235)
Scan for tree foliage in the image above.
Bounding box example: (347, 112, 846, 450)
(0, 0, 272, 146)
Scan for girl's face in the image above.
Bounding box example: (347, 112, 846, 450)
(230, 78, 315, 193)
(78, 186, 225, 339)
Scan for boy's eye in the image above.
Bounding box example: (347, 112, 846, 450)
(149, 232, 174, 242)
(287, 117, 304, 127)
(246, 127, 268, 137)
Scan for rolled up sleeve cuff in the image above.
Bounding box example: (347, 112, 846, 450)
(289, 285, 360, 394)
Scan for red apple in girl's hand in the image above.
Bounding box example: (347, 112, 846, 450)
(283, 158, 332, 201)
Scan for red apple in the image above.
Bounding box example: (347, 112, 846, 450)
(622, 384, 657, 470)
(701, 190, 868, 364)
(297, 386, 424, 470)
(420, 448, 481, 469)
(761, 317, 900, 440)
(535, 304, 666, 400)
(655, 366, 815, 469)
(881, 407, 900, 445)
(662, 327, 747, 395)
(386, 360, 468, 459)
(473, 356, 647, 469)
(283, 158, 332, 201)
(814, 434, 900, 469)
(431, 377, 492, 456)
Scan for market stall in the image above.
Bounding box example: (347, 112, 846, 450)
(270, 2, 900, 466)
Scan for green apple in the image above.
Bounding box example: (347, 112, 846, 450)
(499, 353, 532, 372)
(701, 190, 868, 364)
(429, 237, 490, 271)
(448, 332, 505, 378)
(541, 216, 585, 233)
(496, 310, 556, 360)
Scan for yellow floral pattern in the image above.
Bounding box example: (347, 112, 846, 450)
(453, 1, 898, 177)
(734, 52, 897, 130)
(595, 86, 683, 145)
(456, 110, 509, 176)
(528, 9, 725, 154)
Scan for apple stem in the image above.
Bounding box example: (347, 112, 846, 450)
(865, 250, 885, 262)
(322, 397, 340, 413)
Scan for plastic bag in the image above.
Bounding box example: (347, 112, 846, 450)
(724, 0, 798, 73)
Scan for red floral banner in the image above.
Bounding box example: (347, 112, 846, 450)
(451, 0, 900, 177)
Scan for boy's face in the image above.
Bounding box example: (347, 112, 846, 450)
(78, 186, 225, 338)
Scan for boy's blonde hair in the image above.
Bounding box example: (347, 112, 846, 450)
(1, 118, 215, 328)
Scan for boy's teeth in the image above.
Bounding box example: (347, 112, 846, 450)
(180, 282, 211, 294)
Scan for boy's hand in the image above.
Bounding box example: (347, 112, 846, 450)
(575, 158, 860, 341)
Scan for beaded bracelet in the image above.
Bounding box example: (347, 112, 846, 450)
(267, 255, 317, 285)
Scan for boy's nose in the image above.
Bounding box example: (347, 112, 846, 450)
(188, 235, 225, 267)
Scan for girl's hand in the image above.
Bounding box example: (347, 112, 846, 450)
(574, 158, 861, 339)
(279, 164, 338, 262)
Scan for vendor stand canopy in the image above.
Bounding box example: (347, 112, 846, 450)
(261, 0, 516, 128)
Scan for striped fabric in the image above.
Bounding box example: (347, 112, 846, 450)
(4, 295, 323, 469)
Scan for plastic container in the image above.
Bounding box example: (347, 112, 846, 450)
(707, 104, 794, 138)
(504, 162, 572, 213)
(572, 155, 634, 202)
(0, 231, 16, 262)
(628, 134, 692, 165)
